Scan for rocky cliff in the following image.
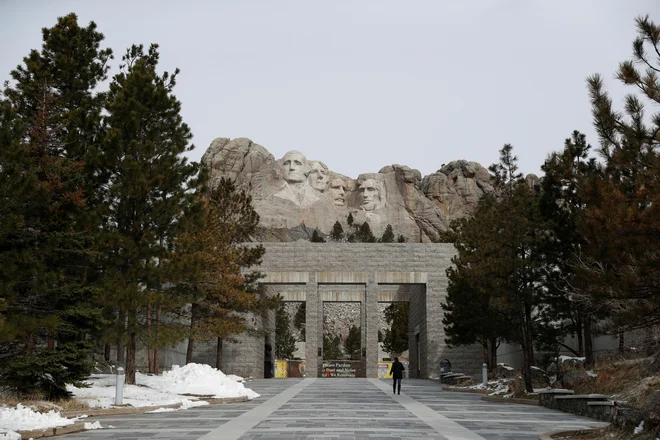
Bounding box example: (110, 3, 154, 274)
(201, 137, 497, 242)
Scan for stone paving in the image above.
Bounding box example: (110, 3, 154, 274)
(63, 378, 608, 440)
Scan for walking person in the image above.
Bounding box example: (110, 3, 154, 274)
(390, 357, 405, 395)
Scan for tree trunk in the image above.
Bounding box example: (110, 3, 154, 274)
(186, 303, 198, 364)
(154, 308, 160, 375)
(216, 338, 223, 370)
(104, 343, 110, 362)
(576, 316, 584, 357)
(47, 331, 54, 350)
(126, 332, 136, 384)
(619, 330, 625, 354)
(584, 316, 594, 368)
(117, 340, 124, 363)
(147, 304, 154, 374)
(117, 311, 125, 363)
(520, 310, 534, 392)
(489, 337, 498, 373)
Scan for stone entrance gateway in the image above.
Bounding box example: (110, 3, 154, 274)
(221, 242, 482, 379)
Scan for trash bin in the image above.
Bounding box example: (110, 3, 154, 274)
(440, 359, 452, 374)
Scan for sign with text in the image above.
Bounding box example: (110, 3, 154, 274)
(322, 360, 364, 378)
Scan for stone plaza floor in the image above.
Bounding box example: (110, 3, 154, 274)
(64, 378, 608, 440)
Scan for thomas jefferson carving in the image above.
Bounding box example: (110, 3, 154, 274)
(308, 160, 329, 192)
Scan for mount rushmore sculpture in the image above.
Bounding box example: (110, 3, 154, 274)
(201, 137, 498, 242)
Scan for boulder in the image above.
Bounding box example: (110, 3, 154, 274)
(643, 390, 660, 427)
(560, 369, 592, 389)
(496, 363, 517, 378)
(530, 366, 550, 388)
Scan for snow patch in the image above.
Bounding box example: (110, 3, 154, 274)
(139, 363, 259, 400)
(0, 403, 76, 430)
(84, 421, 103, 430)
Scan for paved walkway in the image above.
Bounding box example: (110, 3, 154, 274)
(65, 378, 608, 440)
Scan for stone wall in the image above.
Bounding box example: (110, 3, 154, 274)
(223, 242, 482, 378)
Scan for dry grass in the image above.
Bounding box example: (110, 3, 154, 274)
(571, 353, 659, 407)
(0, 392, 90, 413)
(552, 425, 660, 440)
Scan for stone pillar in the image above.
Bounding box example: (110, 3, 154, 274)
(425, 275, 444, 379)
(365, 272, 379, 378)
(304, 272, 319, 378)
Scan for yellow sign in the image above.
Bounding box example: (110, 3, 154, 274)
(274, 360, 288, 378)
(378, 362, 392, 379)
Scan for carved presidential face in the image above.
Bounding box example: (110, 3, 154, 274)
(329, 178, 346, 206)
(281, 151, 308, 183)
(308, 161, 329, 191)
(359, 178, 382, 211)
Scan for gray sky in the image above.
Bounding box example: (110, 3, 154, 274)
(2, 0, 659, 179)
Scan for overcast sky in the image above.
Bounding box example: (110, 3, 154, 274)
(2, 1, 659, 178)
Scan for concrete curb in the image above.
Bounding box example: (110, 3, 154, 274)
(442, 386, 488, 394)
(60, 395, 248, 418)
(538, 428, 603, 439)
(18, 395, 250, 438)
(18, 422, 86, 439)
(481, 395, 539, 406)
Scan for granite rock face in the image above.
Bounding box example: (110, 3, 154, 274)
(201, 138, 497, 242)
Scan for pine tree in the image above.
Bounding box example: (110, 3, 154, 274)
(347, 213, 354, 227)
(330, 221, 344, 241)
(323, 332, 342, 360)
(275, 302, 297, 359)
(101, 44, 201, 384)
(442, 207, 512, 372)
(380, 224, 395, 243)
(396, 234, 406, 243)
(579, 15, 660, 332)
(0, 14, 111, 398)
(311, 229, 326, 242)
(356, 222, 377, 243)
(293, 302, 306, 341)
(344, 325, 362, 360)
(178, 177, 272, 369)
(539, 131, 599, 367)
(382, 303, 409, 357)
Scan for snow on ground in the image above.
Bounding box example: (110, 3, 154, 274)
(0, 363, 258, 436)
(0, 403, 83, 439)
(138, 363, 260, 400)
(68, 363, 259, 408)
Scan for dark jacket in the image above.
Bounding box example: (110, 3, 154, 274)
(390, 360, 405, 379)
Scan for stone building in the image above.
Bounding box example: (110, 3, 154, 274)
(216, 241, 482, 379)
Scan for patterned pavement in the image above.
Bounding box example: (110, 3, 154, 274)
(63, 378, 608, 440)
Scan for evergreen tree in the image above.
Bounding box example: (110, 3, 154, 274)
(382, 303, 409, 357)
(323, 332, 342, 360)
(330, 221, 344, 241)
(275, 302, 297, 359)
(344, 325, 362, 360)
(356, 222, 377, 243)
(101, 44, 201, 384)
(347, 212, 354, 227)
(0, 14, 111, 398)
(579, 15, 660, 332)
(311, 229, 326, 242)
(293, 302, 306, 341)
(442, 208, 512, 371)
(539, 131, 599, 367)
(380, 224, 395, 243)
(396, 234, 406, 243)
(177, 177, 270, 369)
